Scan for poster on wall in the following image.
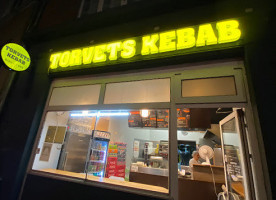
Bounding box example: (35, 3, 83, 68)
(45, 126, 67, 144)
(39, 143, 53, 161)
(114, 142, 127, 178)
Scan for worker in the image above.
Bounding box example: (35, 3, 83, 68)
(189, 151, 201, 170)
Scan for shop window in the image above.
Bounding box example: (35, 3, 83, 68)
(32, 109, 169, 194)
(49, 84, 101, 106)
(176, 107, 248, 200)
(104, 78, 170, 104)
(181, 76, 236, 97)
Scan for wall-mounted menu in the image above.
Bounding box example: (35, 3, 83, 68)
(128, 109, 191, 129)
(142, 111, 156, 127)
(128, 111, 142, 127)
(157, 110, 169, 128)
(224, 145, 242, 177)
(177, 108, 190, 128)
(128, 110, 169, 128)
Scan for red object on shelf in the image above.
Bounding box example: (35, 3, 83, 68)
(115, 172, 125, 178)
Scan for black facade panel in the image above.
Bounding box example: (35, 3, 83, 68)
(0, 0, 275, 199)
(21, 174, 164, 200)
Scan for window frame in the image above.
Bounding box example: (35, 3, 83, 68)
(26, 60, 248, 200)
(173, 63, 246, 104)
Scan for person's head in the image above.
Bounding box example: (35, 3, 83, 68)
(192, 151, 200, 161)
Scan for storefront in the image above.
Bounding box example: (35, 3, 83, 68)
(19, 17, 269, 200)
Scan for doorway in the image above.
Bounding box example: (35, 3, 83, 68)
(176, 106, 253, 200)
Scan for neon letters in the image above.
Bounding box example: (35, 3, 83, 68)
(49, 19, 241, 71)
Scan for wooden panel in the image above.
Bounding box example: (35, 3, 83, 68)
(129, 172, 168, 189)
(190, 108, 211, 129)
(95, 117, 110, 131)
(39, 169, 168, 193)
(192, 164, 225, 183)
(129, 171, 224, 200)
(45, 126, 66, 144)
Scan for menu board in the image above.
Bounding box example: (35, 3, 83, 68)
(157, 110, 169, 128)
(128, 109, 192, 129)
(142, 111, 156, 127)
(128, 110, 169, 128)
(128, 111, 142, 127)
(177, 108, 190, 128)
(224, 145, 242, 177)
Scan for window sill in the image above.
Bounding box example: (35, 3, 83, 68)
(28, 169, 169, 199)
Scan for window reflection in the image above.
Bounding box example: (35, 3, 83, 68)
(32, 109, 169, 193)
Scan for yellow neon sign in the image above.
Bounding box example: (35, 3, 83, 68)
(49, 19, 242, 71)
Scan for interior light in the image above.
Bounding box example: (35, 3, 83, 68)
(99, 112, 129, 116)
(141, 110, 149, 118)
(70, 113, 97, 117)
(82, 110, 89, 115)
(70, 112, 129, 117)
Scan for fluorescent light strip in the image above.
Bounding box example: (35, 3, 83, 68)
(99, 112, 129, 116)
(70, 113, 97, 117)
(70, 112, 130, 117)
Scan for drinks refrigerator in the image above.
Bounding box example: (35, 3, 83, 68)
(86, 130, 111, 177)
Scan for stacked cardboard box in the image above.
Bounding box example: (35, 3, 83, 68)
(114, 142, 127, 178)
(105, 145, 118, 178)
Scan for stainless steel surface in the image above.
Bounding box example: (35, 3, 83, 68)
(138, 166, 168, 177)
(61, 132, 91, 173)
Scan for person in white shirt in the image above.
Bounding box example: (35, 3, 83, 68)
(189, 151, 201, 170)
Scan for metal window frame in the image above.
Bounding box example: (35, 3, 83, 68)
(25, 60, 263, 200)
(173, 65, 246, 103)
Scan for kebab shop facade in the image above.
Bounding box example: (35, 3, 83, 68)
(20, 18, 268, 200)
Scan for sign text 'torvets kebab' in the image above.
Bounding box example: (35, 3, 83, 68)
(49, 19, 242, 73)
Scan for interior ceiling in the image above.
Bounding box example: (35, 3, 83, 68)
(210, 108, 233, 124)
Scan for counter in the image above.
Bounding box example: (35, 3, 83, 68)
(39, 169, 168, 193)
(129, 170, 224, 200)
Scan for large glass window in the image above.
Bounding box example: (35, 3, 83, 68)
(176, 107, 236, 200)
(49, 84, 101, 106)
(181, 76, 237, 97)
(104, 78, 170, 104)
(32, 109, 169, 193)
(31, 64, 252, 199)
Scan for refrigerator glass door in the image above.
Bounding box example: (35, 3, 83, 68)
(87, 139, 109, 177)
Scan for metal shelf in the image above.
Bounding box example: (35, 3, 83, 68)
(91, 149, 106, 152)
(90, 160, 105, 163)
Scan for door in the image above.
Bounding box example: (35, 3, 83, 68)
(219, 109, 254, 200)
(58, 131, 91, 173)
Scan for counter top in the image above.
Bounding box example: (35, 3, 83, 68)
(40, 169, 168, 194)
(129, 171, 223, 200)
(231, 182, 245, 198)
(192, 164, 225, 183)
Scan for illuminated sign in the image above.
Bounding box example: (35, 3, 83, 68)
(49, 19, 242, 73)
(1, 43, 31, 71)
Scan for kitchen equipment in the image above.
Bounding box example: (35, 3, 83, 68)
(86, 130, 111, 177)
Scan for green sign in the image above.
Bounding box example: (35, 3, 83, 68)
(1, 43, 31, 71)
(49, 19, 242, 74)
